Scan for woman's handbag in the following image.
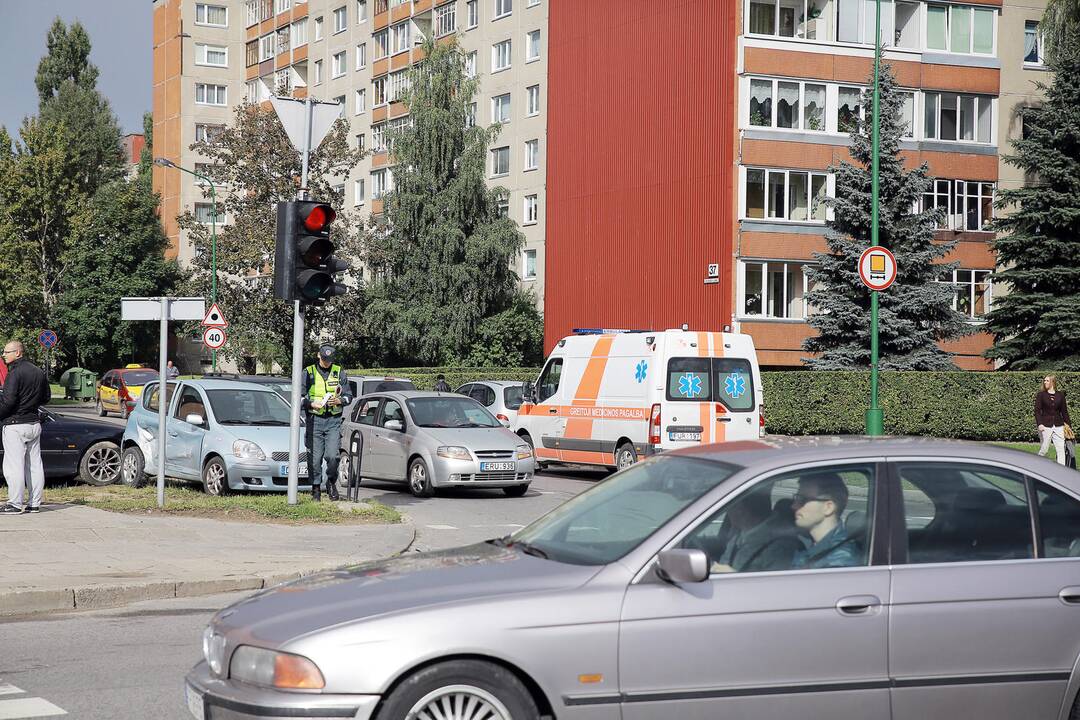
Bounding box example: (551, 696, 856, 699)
(1066, 423, 1076, 441)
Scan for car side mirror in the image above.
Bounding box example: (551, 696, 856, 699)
(384, 419, 404, 432)
(521, 381, 535, 403)
(186, 414, 205, 427)
(655, 548, 709, 584)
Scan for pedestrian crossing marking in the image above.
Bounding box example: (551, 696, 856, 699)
(0, 680, 67, 719)
(0, 687, 21, 697)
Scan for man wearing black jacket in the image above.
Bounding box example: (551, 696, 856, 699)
(0, 341, 51, 514)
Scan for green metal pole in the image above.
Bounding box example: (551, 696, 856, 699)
(866, 0, 884, 436)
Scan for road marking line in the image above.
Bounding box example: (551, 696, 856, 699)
(425, 524, 458, 530)
(0, 697, 68, 718)
(0, 686, 21, 697)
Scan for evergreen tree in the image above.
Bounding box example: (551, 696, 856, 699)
(985, 34, 1080, 369)
(362, 37, 538, 365)
(803, 63, 970, 369)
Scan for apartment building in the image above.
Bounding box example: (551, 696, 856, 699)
(152, 0, 549, 299)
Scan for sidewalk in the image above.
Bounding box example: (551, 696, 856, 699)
(0, 503, 415, 616)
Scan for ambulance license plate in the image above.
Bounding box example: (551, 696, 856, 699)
(480, 462, 515, 472)
(185, 684, 205, 720)
(670, 432, 701, 442)
(279, 462, 309, 477)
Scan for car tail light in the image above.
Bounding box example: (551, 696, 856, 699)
(759, 403, 766, 437)
(649, 404, 661, 445)
(496, 413, 509, 423)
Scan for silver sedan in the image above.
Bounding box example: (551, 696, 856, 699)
(186, 438, 1080, 720)
(337, 391, 535, 498)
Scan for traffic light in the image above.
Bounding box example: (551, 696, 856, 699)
(273, 200, 350, 304)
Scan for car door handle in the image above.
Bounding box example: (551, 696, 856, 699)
(1059, 587, 1080, 605)
(548, 408, 558, 414)
(836, 595, 880, 615)
(716, 417, 731, 423)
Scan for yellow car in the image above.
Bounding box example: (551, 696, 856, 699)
(97, 368, 159, 419)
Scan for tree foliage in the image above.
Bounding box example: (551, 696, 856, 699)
(35, 18, 100, 105)
(176, 102, 365, 367)
(986, 34, 1080, 370)
(803, 62, 970, 369)
(362, 37, 539, 366)
(1042, 0, 1080, 63)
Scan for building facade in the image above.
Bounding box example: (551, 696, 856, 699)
(152, 0, 549, 298)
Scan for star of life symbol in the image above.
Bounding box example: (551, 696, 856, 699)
(634, 360, 648, 383)
(678, 373, 702, 398)
(724, 372, 746, 399)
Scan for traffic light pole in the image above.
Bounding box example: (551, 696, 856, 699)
(287, 97, 315, 505)
(866, 0, 884, 437)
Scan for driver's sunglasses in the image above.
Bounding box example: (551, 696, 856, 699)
(792, 493, 832, 507)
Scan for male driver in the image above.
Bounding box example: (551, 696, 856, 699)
(790, 473, 860, 569)
(301, 344, 352, 501)
(710, 488, 801, 573)
(0, 341, 51, 514)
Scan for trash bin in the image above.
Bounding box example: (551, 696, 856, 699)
(59, 368, 98, 402)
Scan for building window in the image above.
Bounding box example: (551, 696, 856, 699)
(466, 51, 477, 77)
(374, 29, 389, 58)
(372, 122, 386, 151)
(388, 71, 410, 102)
(492, 93, 511, 123)
(524, 139, 538, 170)
(436, 3, 457, 36)
(246, 40, 259, 67)
(259, 34, 275, 61)
(333, 6, 347, 33)
(275, 0, 291, 13)
(467, 102, 477, 127)
(492, 39, 512, 71)
(527, 0, 540, 6)
(837, 85, 863, 133)
(496, 193, 509, 217)
(276, 25, 290, 55)
(920, 179, 994, 231)
(315, 16, 324, 40)
(357, 0, 367, 22)
(526, 30, 540, 61)
(355, 133, 366, 150)
(495, 0, 512, 19)
(524, 194, 538, 224)
(333, 51, 347, 77)
(491, 146, 510, 176)
(392, 22, 410, 53)
(314, 59, 323, 84)
(740, 261, 816, 319)
(196, 4, 228, 26)
(372, 169, 388, 198)
(194, 203, 220, 224)
(246, 0, 259, 27)
(245, 79, 258, 102)
(899, 91, 915, 138)
(526, 84, 540, 115)
(926, 4, 995, 54)
(291, 19, 307, 47)
(945, 269, 992, 319)
(923, 92, 993, 143)
(468, 0, 479, 27)
(522, 249, 537, 279)
(373, 76, 387, 105)
(748, 78, 827, 131)
(743, 168, 829, 222)
(274, 68, 291, 94)
(354, 179, 366, 205)
(355, 88, 367, 114)
(334, 95, 346, 118)
(356, 43, 367, 68)
(195, 124, 225, 143)
(1024, 20, 1043, 64)
(195, 83, 227, 105)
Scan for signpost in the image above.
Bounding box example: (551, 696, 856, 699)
(202, 326, 227, 351)
(38, 329, 58, 379)
(864, 0, 886, 437)
(859, 245, 896, 437)
(121, 297, 206, 508)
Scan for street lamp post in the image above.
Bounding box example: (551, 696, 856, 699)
(155, 157, 219, 372)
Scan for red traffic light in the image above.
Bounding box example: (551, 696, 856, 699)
(301, 204, 336, 233)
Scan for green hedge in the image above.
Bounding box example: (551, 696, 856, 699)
(349, 367, 541, 392)
(762, 371, 1075, 441)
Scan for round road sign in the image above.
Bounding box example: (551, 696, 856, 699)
(858, 246, 897, 291)
(203, 326, 227, 350)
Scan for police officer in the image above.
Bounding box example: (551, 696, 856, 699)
(302, 344, 353, 501)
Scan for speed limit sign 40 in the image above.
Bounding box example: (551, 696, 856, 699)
(203, 326, 227, 350)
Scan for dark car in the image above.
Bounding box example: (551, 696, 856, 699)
(202, 373, 293, 399)
(0, 408, 123, 486)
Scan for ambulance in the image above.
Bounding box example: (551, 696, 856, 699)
(516, 329, 764, 471)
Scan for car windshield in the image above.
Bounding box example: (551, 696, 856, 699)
(122, 370, 159, 385)
(406, 397, 501, 428)
(206, 389, 292, 425)
(362, 380, 415, 394)
(503, 386, 523, 410)
(511, 455, 739, 565)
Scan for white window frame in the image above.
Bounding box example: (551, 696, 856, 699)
(492, 93, 511, 123)
(740, 166, 832, 223)
(354, 178, 366, 206)
(372, 122, 386, 151)
(332, 51, 347, 78)
(314, 59, 324, 84)
(490, 146, 510, 177)
(373, 77, 387, 105)
(747, 77, 829, 132)
(925, 3, 997, 55)
(196, 43, 228, 67)
(738, 260, 817, 320)
(436, 2, 457, 36)
(492, 39, 512, 71)
(374, 30, 389, 59)
(527, 0, 540, 6)
(355, 132, 366, 151)
(389, 70, 410, 102)
(372, 168, 388, 198)
(524, 139, 538, 170)
(291, 19, 308, 47)
(246, 0, 259, 27)
(523, 194, 538, 225)
(922, 91, 994, 144)
(356, 43, 367, 69)
(275, 0, 292, 14)
(1024, 20, 1044, 66)
(315, 16, 324, 40)
(259, 34, 275, 61)
(391, 22, 410, 53)
(195, 124, 225, 143)
(333, 6, 348, 33)
(355, 88, 367, 114)
(195, 4, 229, 27)
(466, 51, 477, 77)
(526, 84, 540, 116)
(467, 0, 479, 27)
(526, 29, 541, 62)
(357, 0, 368, 23)
(522, 248, 537, 280)
(495, 0, 512, 19)
(943, 268, 993, 320)
(195, 83, 228, 106)
(194, 203, 221, 224)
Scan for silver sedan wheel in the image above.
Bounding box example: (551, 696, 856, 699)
(409, 462, 427, 494)
(86, 444, 121, 484)
(406, 685, 513, 720)
(204, 460, 227, 495)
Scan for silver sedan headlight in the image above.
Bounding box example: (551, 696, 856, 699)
(229, 645, 325, 689)
(437, 446, 472, 460)
(202, 626, 227, 676)
(232, 439, 266, 461)
(516, 444, 533, 460)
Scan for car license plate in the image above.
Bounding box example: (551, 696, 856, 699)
(669, 432, 701, 442)
(185, 684, 205, 720)
(480, 461, 515, 472)
(279, 462, 309, 477)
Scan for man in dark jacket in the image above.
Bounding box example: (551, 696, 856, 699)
(433, 374, 451, 393)
(0, 341, 51, 514)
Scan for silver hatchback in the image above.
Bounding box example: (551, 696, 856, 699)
(186, 438, 1080, 720)
(338, 391, 535, 497)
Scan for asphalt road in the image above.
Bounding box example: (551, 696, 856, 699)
(0, 469, 601, 720)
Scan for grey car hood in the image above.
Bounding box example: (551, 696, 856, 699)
(213, 542, 600, 645)
(418, 426, 522, 448)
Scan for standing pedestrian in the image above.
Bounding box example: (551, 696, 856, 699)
(302, 344, 352, 501)
(0, 341, 51, 513)
(166, 360, 180, 380)
(433, 373, 451, 393)
(1036, 375, 1071, 466)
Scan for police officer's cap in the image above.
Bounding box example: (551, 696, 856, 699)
(319, 344, 336, 361)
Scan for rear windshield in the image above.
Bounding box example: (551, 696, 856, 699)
(121, 370, 159, 385)
(503, 386, 523, 409)
(362, 379, 416, 394)
(666, 357, 755, 411)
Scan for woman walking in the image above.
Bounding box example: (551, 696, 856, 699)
(1036, 375, 1071, 465)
